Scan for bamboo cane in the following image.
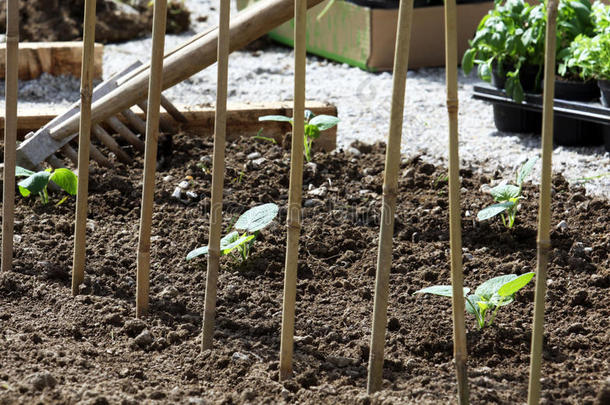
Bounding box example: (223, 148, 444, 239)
(1, 0, 19, 273)
(366, 0, 414, 394)
(279, 0, 307, 381)
(201, 0, 231, 352)
(528, 0, 558, 403)
(136, 0, 167, 318)
(71, 0, 97, 294)
(444, 0, 469, 402)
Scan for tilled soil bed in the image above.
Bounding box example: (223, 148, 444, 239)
(0, 133, 609, 404)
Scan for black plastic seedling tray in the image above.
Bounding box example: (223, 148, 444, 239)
(473, 84, 610, 151)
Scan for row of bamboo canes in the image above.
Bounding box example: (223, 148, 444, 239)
(0, 0, 559, 402)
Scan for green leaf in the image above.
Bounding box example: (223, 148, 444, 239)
(259, 115, 293, 123)
(18, 186, 31, 197)
(477, 201, 515, 221)
(309, 115, 339, 131)
(220, 231, 255, 254)
(234, 203, 279, 233)
(414, 285, 470, 298)
(17, 171, 52, 196)
(462, 48, 475, 74)
(475, 274, 518, 300)
(489, 184, 520, 201)
(50, 168, 78, 196)
(516, 156, 538, 185)
(497, 271, 535, 297)
(490, 294, 514, 307)
(465, 294, 481, 314)
(305, 124, 321, 140)
(186, 232, 256, 261)
(15, 166, 35, 177)
(186, 245, 209, 260)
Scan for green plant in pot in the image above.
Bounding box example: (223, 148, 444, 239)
(555, 0, 598, 101)
(462, 0, 546, 103)
(561, 2, 610, 106)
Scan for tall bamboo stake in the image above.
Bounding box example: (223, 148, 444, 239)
(201, 0, 231, 351)
(444, 0, 469, 402)
(367, 0, 414, 394)
(528, 0, 558, 403)
(71, 0, 97, 295)
(136, 0, 167, 318)
(279, 0, 307, 381)
(1, 0, 19, 273)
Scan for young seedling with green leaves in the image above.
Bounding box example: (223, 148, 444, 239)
(15, 166, 78, 205)
(477, 156, 538, 228)
(186, 203, 278, 264)
(414, 272, 535, 329)
(259, 109, 339, 162)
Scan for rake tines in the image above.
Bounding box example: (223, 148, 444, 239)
(17, 60, 184, 171)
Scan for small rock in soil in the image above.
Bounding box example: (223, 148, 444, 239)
(123, 319, 147, 337)
(304, 198, 323, 208)
(28, 371, 57, 391)
(327, 355, 353, 368)
(231, 352, 249, 362)
(134, 330, 154, 347)
(556, 220, 568, 231)
(247, 152, 261, 160)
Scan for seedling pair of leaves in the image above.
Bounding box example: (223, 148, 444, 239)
(477, 156, 537, 228)
(415, 272, 535, 329)
(16, 166, 78, 205)
(186, 203, 279, 264)
(259, 109, 339, 162)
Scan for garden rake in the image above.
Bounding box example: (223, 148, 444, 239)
(14, 0, 325, 171)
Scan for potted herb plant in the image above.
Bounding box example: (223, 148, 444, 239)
(462, 0, 546, 133)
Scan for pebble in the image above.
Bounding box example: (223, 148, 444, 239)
(13, 234, 22, 244)
(251, 157, 267, 167)
(304, 198, 323, 208)
(134, 329, 154, 347)
(556, 220, 568, 231)
(345, 147, 361, 156)
(231, 352, 249, 362)
(307, 186, 327, 198)
(246, 152, 261, 160)
(28, 371, 57, 391)
(159, 286, 179, 299)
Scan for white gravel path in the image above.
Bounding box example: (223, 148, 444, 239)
(2, 0, 609, 198)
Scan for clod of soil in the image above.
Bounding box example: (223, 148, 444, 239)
(0, 0, 190, 43)
(0, 133, 608, 404)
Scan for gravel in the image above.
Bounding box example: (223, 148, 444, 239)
(0, 0, 608, 198)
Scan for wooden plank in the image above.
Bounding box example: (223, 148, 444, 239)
(0, 42, 103, 80)
(4, 101, 338, 151)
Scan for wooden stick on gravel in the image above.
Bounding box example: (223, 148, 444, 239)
(1, 0, 19, 273)
(201, 0, 231, 352)
(366, 0, 414, 394)
(528, 0, 558, 403)
(444, 0, 469, 402)
(71, 0, 97, 294)
(136, 0, 168, 318)
(279, 0, 307, 381)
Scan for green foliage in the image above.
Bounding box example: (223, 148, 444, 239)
(16, 166, 78, 205)
(477, 156, 537, 228)
(414, 272, 535, 329)
(259, 110, 339, 162)
(462, 0, 546, 102)
(186, 203, 279, 264)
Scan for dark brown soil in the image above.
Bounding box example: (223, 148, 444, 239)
(0, 133, 608, 404)
(0, 0, 190, 44)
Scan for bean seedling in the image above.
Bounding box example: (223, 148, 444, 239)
(414, 272, 535, 329)
(186, 203, 279, 264)
(259, 109, 339, 162)
(15, 166, 78, 205)
(477, 156, 538, 228)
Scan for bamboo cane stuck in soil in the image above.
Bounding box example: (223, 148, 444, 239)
(136, 0, 168, 318)
(279, 0, 307, 381)
(71, 0, 97, 294)
(1, 0, 19, 273)
(201, 0, 231, 352)
(366, 0, 414, 394)
(528, 0, 558, 403)
(444, 0, 469, 402)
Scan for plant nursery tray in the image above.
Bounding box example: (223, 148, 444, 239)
(473, 84, 610, 150)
